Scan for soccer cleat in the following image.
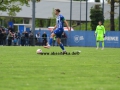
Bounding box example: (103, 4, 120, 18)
(76, 50, 81, 55)
(44, 45, 50, 49)
(101, 47, 104, 50)
(96, 47, 99, 50)
(62, 50, 67, 54)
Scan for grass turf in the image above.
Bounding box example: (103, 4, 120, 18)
(0, 46, 120, 90)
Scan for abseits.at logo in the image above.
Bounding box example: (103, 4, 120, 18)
(74, 35, 84, 43)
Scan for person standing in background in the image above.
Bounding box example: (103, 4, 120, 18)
(29, 31, 34, 46)
(8, 30, 13, 46)
(0, 28, 3, 45)
(25, 31, 29, 46)
(36, 32, 40, 45)
(21, 32, 25, 46)
(8, 26, 14, 32)
(42, 32, 47, 46)
(17, 31, 21, 46)
(61, 32, 67, 46)
(2, 30, 7, 46)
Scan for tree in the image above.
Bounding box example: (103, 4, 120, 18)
(73, 0, 100, 1)
(0, 0, 30, 17)
(0, 0, 40, 17)
(110, 0, 115, 31)
(50, 8, 56, 26)
(107, 0, 120, 31)
(90, 5, 104, 30)
(95, 0, 100, 2)
(73, 0, 86, 1)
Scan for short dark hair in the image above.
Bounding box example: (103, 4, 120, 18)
(55, 9, 60, 12)
(99, 21, 102, 23)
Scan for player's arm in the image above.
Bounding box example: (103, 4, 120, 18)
(103, 26, 106, 37)
(53, 25, 57, 30)
(51, 25, 57, 33)
(64, 20, 70, 31)
(103, 26, 105, 34)
(95, 26, 98, 36)
(61, 16, 70, 31)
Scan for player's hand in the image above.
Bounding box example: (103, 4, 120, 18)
(94, 34, 96, 37)
(104, 34, 105, 38)
(51, 30, 53, 33)
(68, 27, 71, 32)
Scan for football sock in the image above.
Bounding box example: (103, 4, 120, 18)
(102, 41, 104, 48)
(49, 38, 53, 46)
(60, 43, 64, 50)
(96, 41, 99, 48)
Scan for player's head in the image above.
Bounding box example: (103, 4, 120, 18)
(98, 21, 102, 25)
(55, 9, 60, 15)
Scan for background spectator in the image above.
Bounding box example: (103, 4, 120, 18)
(13, 37, 17, 46)
(8, 26, 14, 32)
(2, 30, 7, 46)
(0, 27, 3, 45)
(17, 31, 21, 46)
(25, 31, 29, 46)
(29, 31, 34, 46)
(8, 30, 13, 46)
(21, 32, 25, 46)
(36, 32, 41, 45)
(42, 32, 47, 46)
(61, 32, 67, 46)
(13, 32, 18, 46)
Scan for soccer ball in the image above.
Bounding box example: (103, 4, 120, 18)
(36, 49, 42, 54)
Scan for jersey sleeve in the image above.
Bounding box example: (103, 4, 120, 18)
(95, 26, 98, 34)
(102, 26, 106, 34)
(61, 16, 65, 21)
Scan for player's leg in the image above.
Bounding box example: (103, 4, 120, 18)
(100, 37, 104, 50)
(49, 33, 55, 45)
(56, 38, 66, 52)
(96, 41, 99, 49)
(55, 29, 66, 52)
(96, 36, 100, 49)
(101, 41, 104, 50)
(44, 33, 55, 48)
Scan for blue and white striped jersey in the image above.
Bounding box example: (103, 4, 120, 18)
(56, 14, 65, 29)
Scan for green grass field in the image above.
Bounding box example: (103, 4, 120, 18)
(0, 46, 120, 90)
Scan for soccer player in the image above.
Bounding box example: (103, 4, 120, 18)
(44, 9, 70, 53)
(95, 21, 106, 50)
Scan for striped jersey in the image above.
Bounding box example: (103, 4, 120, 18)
(56, 14, 65, 29)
